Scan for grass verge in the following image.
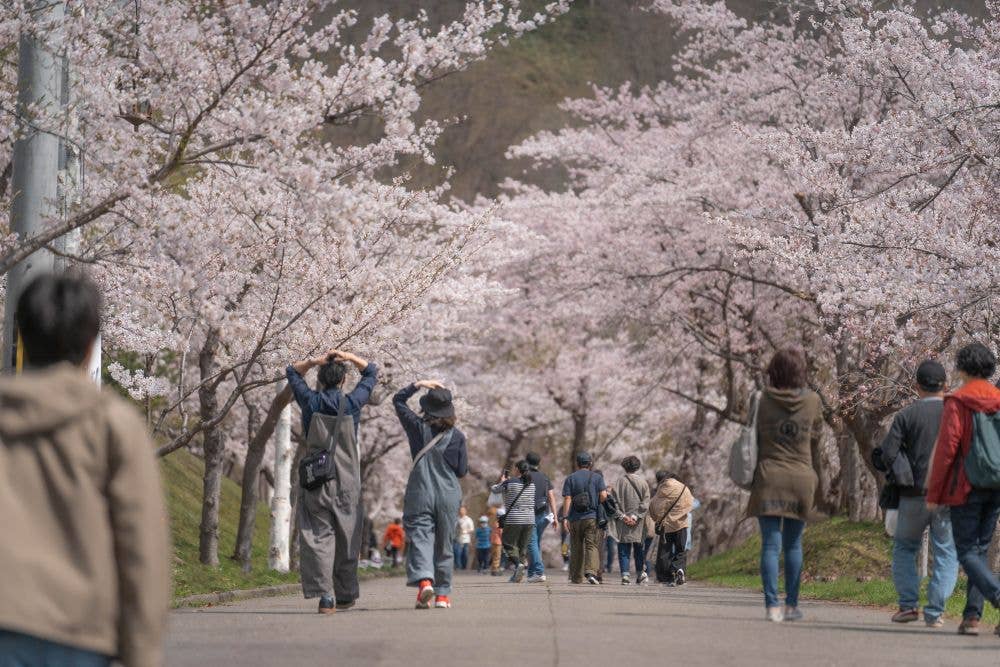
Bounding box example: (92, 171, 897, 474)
(689, 516, 999, 624)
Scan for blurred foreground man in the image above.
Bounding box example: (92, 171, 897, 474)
(0, 275, 170, 667)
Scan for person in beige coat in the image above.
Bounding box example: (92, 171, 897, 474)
(0, 275, 169, 667)
(607, 456, 651, 585)
(649, 471, 694, 585)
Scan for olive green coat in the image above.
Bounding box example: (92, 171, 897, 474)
(746, 387, 824, 521)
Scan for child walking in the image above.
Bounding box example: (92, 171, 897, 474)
(475, 516, 492, 573)
(395, 380, 468, 610)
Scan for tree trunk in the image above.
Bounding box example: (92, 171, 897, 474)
(268, 384, 293, 572)
(989, 520, 1000, 573)
(233, 402, 263, 571)
(839, 430, 878, 522)
(197, 329, 223, 566)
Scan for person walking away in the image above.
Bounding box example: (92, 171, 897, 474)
(492, 460, 537, 582)
(490, 513, 504, 575)
(395, 380, 468, 609)
(525, 452, 558, 583)
(475, 516, 492, 573)
(747, 348, 824, 623)
(561, 452, 608, 585)
(0, 274, 169, 666)
(609, 456, 651, 585)
(288, 348, 378, 614)
(926, 343, 1000, 637)
(383, 519, 405, 568)
(454, 506, 475, 570)
(650, 470, 694, 586)
(872, 360, 957, 628)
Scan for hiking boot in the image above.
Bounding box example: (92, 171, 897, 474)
(513, 563, 526, 583)
(586, 573, 600, 585)
(674, 569, 686, 586)
(958, 617, 980, 635)
(526, 574, 547, 583)
(335, 599, 356, 611)
(621, 574, 631, 585)
(891, 608, 919, 623)
(433, 595, 451, 609)
(318, 595, 336, 615)
(925, 617, 944, 628)
(415, 579, 434, 610)
(766, 606, 784, 623)
(784, 606, 803, 622)
(637, 572, 649, 585)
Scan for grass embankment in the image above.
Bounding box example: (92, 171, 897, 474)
(689, 517, 999, 623)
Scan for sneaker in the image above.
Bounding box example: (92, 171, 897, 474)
(925, 617, 944, 628)
(335, 599, 356, 611)
(415, 579, 434, 610)
(621, 574, 631, 586)
(491, 570, 502, 576)
(561, 563, 569, 571)
(784, 606, 803, 622)
(526, 574, 547, 583)
(513, 563, 526, 583)
(994, 623, 1000, 637)
(318, 595, 336, 615)
(958, 617, 980, 635)
(766, 606, 784, 623)
(637, 572, 649, 585)
(891, 608, 919, 623)
(674, 569, 686, 586)
(585, 573, 600, 585)
(433, 595, 451, 609)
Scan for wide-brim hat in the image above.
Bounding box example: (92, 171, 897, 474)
(419, 387, 455, 419)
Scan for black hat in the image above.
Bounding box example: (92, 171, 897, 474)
(526, 452, 541, 467)
(575, 451, 593, 467)
(916, 360, 946, 392)
(419, 387, 455, 419)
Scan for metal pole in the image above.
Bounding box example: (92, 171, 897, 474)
(3, 1, 65, 372)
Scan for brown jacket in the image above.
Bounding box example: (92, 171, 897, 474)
(746, 386, 824, 521)
(649, 478, 693, 533)
(0, 364, 170, 666)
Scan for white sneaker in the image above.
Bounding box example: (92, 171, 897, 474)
(784, 606, 803, 622)
(637, 572, 649, 585)
(526, 574, 547, 583)
(766, 607, 784, 623)
(561, 563, 569, 571)
(621, 574, 631, 585)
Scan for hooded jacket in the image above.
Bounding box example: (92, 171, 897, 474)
(746, 386, 824, 521)
(0, 364, 170, 666)
(926, 379, 1000, 506)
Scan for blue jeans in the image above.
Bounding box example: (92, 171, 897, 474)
(453, 543, 468, 570)
(617, 541, 645, 577)
(604, 535, 616, 572)
(758, 516, 805, 608)
(892, 496, 958, 621)
(527, 512, 549, 577)
(0, 630, 110, 667)
(951, 489, 1000, 610)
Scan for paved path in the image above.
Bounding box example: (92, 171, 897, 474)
(167, 574, 998, 666)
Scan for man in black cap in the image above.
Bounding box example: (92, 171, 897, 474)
(524, 452, 558, 583)
(873, 360, 958, 628)
(561, 452, 608, 584)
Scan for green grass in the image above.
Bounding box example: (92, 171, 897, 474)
(689, 517, 999, 624)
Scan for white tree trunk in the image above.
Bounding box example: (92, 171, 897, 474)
(268, 385, 293, 572)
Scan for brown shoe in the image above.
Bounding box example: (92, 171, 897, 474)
(318, 598, 336, 615)
(891, 608, 919, 623)
(957, 617, 980, 635)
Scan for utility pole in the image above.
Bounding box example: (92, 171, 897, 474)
(3, 1, 66, 372)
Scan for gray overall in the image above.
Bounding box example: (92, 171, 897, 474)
(298, 411, 363, 602)
(403, 429, 461, 594)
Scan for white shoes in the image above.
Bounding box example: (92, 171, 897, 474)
(784, 606, 803, 621)
(766, 606, 784, 623)
(526, 574, 546, 583)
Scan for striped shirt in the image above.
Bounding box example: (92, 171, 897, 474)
(492, 478, 536, 525)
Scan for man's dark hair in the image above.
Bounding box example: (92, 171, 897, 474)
(655, 470, 672, 484)
(767, 348, 807, 390)
(317, 358, 348, 390)
(526, 451, 541, 468)
(16, 273, 101, 368)
(621, 456, 641, 474)
(956, 343, 996, 380)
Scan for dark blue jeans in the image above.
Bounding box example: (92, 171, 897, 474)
(0, 630, 110, 667)
(951, 489, 1000, 611)
(604, 535, 616, 572)
(758, 516, 805, 608)
(452, 543, 469, 570)
(617, 541, 645, 577)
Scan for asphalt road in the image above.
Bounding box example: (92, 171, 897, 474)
(166, 573, 999, 666)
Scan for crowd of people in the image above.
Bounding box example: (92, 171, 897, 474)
(3, 274, 1000, 667)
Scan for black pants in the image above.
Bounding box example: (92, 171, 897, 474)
(656, 528, 688, 583)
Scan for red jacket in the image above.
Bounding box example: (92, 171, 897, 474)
(926, 379, 1000, 506)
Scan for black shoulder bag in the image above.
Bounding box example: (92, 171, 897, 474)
(298, 395, 351, 491)
(498, 479, 531, 529)
(655, 484, 688, 535)
(571, 471, 595, 514)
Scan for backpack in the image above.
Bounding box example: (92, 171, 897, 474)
(728, 392, 760, 490)
(966, 412, 1000, 489)
(571, 471, 596, 513)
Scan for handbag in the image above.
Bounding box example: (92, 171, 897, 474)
(298, 396, 351, 491)
(728, 392, 760, 490)
(497, 479, 531, 529)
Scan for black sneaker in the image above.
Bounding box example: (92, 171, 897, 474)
(675, 569, 686, 586)
(335, 599, 356, 611)
(586, 573, 600, 585)
(318, 596, 336, 615)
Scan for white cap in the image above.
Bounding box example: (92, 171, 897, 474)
(479, 515, 489, 523)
